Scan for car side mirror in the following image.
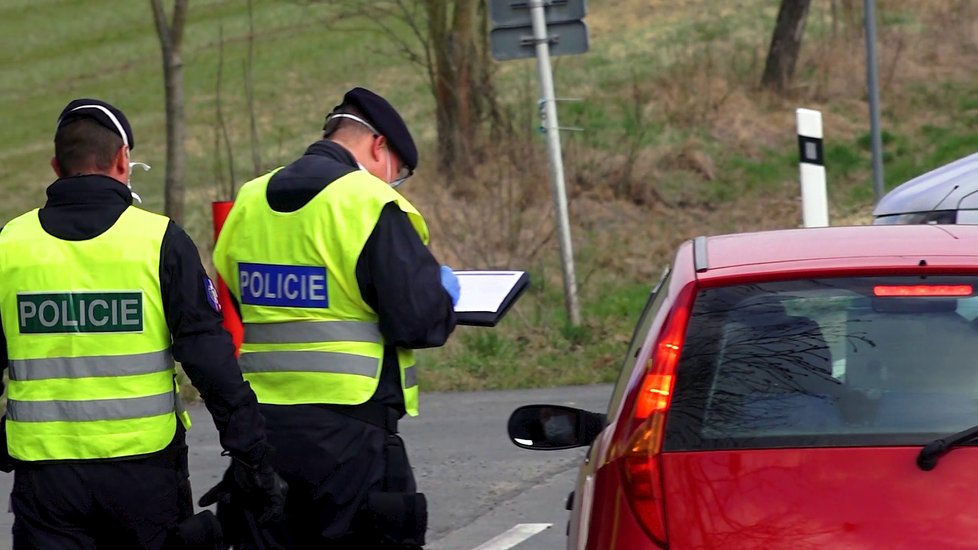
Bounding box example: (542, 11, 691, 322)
(507, 404, 606, 450)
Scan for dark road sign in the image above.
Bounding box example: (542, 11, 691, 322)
(488, 0, 587, 28)
(490, 20, 589, 61)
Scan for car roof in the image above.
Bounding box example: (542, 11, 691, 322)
(873, 152, 978, 216)
(694, 224, 978, 278)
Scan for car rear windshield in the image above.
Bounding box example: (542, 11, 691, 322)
(665, 275, 978, 451)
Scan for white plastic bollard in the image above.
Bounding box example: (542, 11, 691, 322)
(796, 108, 829, 227)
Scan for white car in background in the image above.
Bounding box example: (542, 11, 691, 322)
(873, 152, 978, 224)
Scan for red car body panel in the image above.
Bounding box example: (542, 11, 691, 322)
(576, 454, 661, 550)
(661, 447, 978, 549)
(563, 225, 978, 549)
(698, 225, 978, 278)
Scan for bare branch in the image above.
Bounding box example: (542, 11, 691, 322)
(171, 0, 190, 50)
(214, 26, 236, 197)
(294, 0, 504, 177)
(391, 0, 432, 69)
(151, 0, 188, 223)
(245, 0, 262, 176)
(149, 0, 172, 54)
(395, 0, 429, 45)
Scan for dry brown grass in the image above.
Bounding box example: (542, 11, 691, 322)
(161, 1, 978, 289)
(408, 0, 978, 296)
(371, 0, 978, 390)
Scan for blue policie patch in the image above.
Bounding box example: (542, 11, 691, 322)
(238, 263, 328, 308)
(203, 276, 222, 312)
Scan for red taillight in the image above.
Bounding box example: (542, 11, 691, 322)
(622, 414, 668, 543)
(873, 284, 972, 297)
(634, 374, 674, 418)
(618, 284, 694, 546)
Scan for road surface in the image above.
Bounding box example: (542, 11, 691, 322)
(0, 384, 612, 549)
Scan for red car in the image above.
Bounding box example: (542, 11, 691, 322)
(509, 224, 978, 549)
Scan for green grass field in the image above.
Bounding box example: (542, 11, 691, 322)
(3, 0, 978, 391)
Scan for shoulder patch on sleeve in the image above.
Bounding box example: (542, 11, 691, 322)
(204, 276, 222, 312)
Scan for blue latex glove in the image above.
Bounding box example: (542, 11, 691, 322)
(440, 265, 460, 307)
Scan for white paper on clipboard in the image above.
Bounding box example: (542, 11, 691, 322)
(453, 271, 526, 313)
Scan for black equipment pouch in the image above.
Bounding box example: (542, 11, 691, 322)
(383, 434, 410, 493)
(362, 433, 427, 546)
(167, 510, 224, 550)
(366, 491, 427, 547)
(328, 403, 427, 546)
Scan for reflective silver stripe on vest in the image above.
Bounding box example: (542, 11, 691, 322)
(243, 321, 382, 345)
(7, 392, 175, 422)
(404, 365, 417, 389)
(239, 351, 378, 378)
(8, 350, 173, 382)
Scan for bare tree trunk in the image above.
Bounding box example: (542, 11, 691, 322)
(298, 0, 500, 181)
(150, 0, 188, 224)
(424, 0, 488, 176)
(761, 0, 812, 91)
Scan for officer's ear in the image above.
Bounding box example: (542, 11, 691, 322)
(50, 156, 64, 178)
(370, 134, 387, 163)
(112, 145, 130, 182)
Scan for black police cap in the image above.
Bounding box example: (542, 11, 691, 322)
(336, 87, 417, 170)
(56, 98, 135, 152)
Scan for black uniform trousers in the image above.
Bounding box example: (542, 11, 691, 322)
(10, 437, 191, 550)
(221, 405, 421, 550)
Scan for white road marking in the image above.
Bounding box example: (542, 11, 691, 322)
(471, 523, 552, 550)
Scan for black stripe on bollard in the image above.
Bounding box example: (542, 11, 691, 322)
(798, 135, 824, 166)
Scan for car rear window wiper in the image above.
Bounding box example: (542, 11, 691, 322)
(917, 424, 978, 471)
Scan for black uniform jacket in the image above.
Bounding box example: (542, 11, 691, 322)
(0, 175, 268, 466)
(245, 141, 456, 535)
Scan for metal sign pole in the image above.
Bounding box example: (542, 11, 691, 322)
(529, 0, 581, 326)
(864, 0, 884, 203)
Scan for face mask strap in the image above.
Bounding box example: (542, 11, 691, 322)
(327, 112, 412, 187)
(326, 113, 380, 135)
(128, 161, 150, 204)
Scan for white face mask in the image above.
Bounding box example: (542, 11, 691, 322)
(128, 161, 150, 204)
(357, 149, 401, 188)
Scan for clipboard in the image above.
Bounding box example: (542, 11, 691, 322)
(453, 270, 530, 327)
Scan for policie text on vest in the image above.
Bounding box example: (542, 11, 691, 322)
(238, 263, 329, 308)
(18, 292, 143, 333)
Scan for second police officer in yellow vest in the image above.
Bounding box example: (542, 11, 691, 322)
(209, 87, 458, 548)
(0, 99, 287, 549)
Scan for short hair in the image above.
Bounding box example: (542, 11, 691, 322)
(322, 105, 375, 141)
(54, 119, 123, 175)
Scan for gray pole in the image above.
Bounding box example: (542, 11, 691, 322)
(864, 0, 884, 202)
(529, 0, 581, 326)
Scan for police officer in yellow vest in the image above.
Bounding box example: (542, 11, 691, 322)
(0, 99, 287, 549)
(209, 87, 458, 548)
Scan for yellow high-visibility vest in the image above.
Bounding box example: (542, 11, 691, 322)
(0, 206, 187, 461)
(213, 168, 428, 415)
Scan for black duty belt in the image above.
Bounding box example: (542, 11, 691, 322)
(322, 402, 400, 434)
